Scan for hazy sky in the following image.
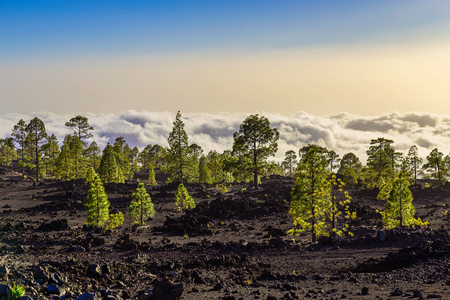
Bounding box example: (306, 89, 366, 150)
(1, 1, 450, 115)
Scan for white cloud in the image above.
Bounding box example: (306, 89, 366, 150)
(1, 110, 450, 163)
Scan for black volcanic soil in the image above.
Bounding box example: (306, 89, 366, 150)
(0, 168, 449, 300)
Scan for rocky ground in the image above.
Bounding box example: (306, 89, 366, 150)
(0, 168, 449, 300)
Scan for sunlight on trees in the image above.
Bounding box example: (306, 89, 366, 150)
(129, 183, 155, 226)
(174, 183, 196, 213)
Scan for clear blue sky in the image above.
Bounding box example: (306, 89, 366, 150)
(1, 1, 450, 115)
(2, 1, 446, 60)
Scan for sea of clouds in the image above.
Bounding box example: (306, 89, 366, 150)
(1, 110, 450, 164)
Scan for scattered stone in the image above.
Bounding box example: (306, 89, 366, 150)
(72, 246, 86, 253)
(151, 280, 183, 300)
(376, 231, 386, 242)
(16, 296, 32, 300)
(87, 264, 102, 278)
(0, 266, 10, 275)
(0, 284, 11, 297)
(391, 288, 403, 296)
(426, 294, 442, 299)
(47, 284, 59, 294)
(412, 290, 423, 298)
(34, 266, 50, 282)
(136, 290, 152, 300)
(214, 282, 224, 291)
(361, 287, 369, 295)
(38, 219, 69, 231)
(51, 273, 67, 285)
(75, 292, 97, 300)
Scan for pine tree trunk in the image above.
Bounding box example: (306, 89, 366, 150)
(35, 138, 39, 182)
(399, 193, 403, 227)
(140, 196, 143, 226)
(331, 186, 336, 240)
(311, 159, 316, 243)
(253, 140, 258, 189)
(96, 190, 99, 227)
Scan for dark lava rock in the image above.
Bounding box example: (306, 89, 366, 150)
(34, 266, 50, 282)
(391, 288, 403, 296)
(38, 219, 69, 231)
(87, 264, 102, 278)
(75, 292, 97, 300)
(0, 266, 10, 275)
(412, 290, 423, 298)
(151, 280, 183, 300)
(0, 284, 11, 297)
(361, 287, 369, 295)
(47, 284, 59, 294)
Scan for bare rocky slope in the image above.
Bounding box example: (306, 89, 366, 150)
(0, 168, 449, 300)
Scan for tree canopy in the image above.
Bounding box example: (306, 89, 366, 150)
(233, 114, 279, 189)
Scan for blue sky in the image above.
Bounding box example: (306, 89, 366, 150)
(2, 1, 447, 60)
(1, 1, 450, 115)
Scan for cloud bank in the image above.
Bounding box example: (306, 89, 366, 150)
(1, 110, 449, 163)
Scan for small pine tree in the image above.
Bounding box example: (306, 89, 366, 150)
(85, 173, 110, 228)
(129, 183, 155, 226)
(148, 166, 157, 186)
(106, 212, 124, 230)
(174, 183, 196, 213)
(379, 174, 428, 229)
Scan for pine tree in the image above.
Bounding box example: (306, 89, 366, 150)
(166, 111, 196, 183)
(99, 144, 125, 183)
(379, 174, 428, 229)
(343, 166, 358, 187)
(337, 152, 362, 176)
(138, 145, 152, 170)
(423, 148, 446, 187)
(12, 119, 27, 178)
(26, 117, 48, 181)
(55, 135, 82, 180)
(85, 173, 110, 228)
(129, 183, 155, 226)
(282, 150, 298, 177)
(404, 145, 422, 185)
(85, 167, 96, 183)
(148, 166, 157, 186)
(327, 150, 340, 173)
(84, 141, 101, 170)
(0, 138, 16, 167)
(288, 145, 332, 242)
(198, 156, 213, 184)
(65, 115, 94, 177)
(174, 183, 196, 213)
(233, 114, 279, 189)
(41, 134, 60, 176)
(113, 137, 132, 179)
(365, 138, 395, 187)
(330, 176, 356, 238)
